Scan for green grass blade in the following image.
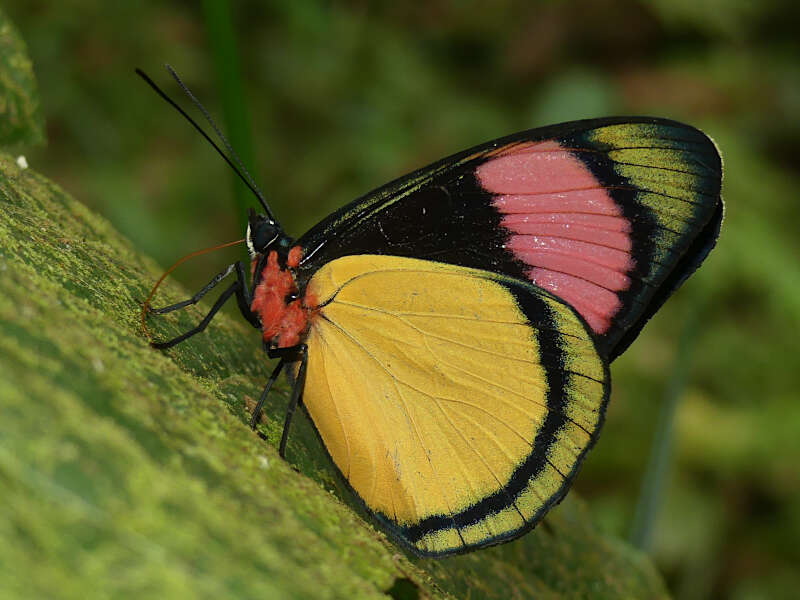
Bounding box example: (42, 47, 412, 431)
(629, 288, 708, 551)
(201, 0, 259, 230)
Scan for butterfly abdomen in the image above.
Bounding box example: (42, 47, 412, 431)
(251, 247, 313, 348)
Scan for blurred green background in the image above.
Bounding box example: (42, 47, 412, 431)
(5, 1, 799, 598)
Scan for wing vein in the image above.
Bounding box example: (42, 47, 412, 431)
(320, 314, 465, 543)
(316, 332, 353, 479)
(331, 298, 587, 341)
(431, 393, 529, 525)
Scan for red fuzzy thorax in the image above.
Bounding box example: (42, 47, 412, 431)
(250, 247, 312, 348)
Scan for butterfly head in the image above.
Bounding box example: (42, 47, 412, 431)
(246, 207, 292, 259)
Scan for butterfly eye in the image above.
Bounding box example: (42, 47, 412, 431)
(253, 223, 279, 252)
(247, 213, 280, 253)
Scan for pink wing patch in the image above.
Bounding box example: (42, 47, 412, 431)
(476, 141, 634, 334)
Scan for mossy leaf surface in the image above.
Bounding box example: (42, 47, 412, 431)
(0, 154, 668, 599)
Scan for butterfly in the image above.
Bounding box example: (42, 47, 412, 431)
(140, 67, 723, 557)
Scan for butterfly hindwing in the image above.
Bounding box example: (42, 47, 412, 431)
(300, 255, 609, 555)
(296, 117, 723, 359)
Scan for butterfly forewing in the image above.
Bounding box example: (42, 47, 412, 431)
(296, 117, 723, 359)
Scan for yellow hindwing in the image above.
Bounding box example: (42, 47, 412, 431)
(302, 255, 608, 555)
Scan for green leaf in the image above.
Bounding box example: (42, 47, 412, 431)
(0, 7, 44, 148)
(0, 153, 668, 599)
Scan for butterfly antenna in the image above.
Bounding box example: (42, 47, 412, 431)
(134, 67, 279, 226)
(163, 65, 275, 219)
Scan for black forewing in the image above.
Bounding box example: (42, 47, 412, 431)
(295, 116, 722, 360)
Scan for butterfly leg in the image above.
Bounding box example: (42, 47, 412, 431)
(151, 280, 238, 349)
(249, 358, 286, 429)
(149, 262, 239, 315)
(250, 345, 308, 459)
(278, 345, 308, 459)
(231, 261, 261, 329)
(150, 261, 260, 327)
(149, 261, 260, 349)
(250, 345, 308, 458)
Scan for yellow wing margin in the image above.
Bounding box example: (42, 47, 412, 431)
(302, 255, 609, 556)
